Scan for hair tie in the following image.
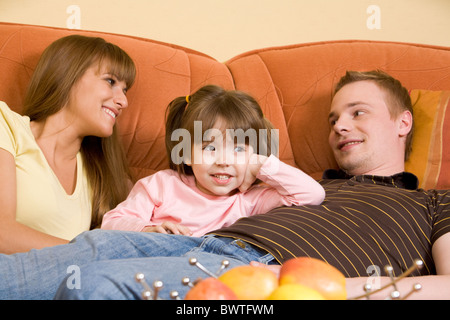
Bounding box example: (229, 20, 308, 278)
(185, 95, 190, 104)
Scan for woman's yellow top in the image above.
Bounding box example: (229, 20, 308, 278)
(0, 102, 91, 240)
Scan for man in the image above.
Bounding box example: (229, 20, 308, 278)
(1, 71, 450, 300)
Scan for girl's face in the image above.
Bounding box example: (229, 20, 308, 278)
(187, 117, 254, 197)
(65, 62, 129, 138)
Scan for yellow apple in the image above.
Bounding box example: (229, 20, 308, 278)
(218, 265, 278, 300)
(268, 283, 325, 300)
(279, 257, 347, 300)
(185, 277, 237, 300)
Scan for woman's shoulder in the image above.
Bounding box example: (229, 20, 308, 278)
(0, 102, 32, 154)
(0, 101, 28, 127)
(0, 101, 18, 115)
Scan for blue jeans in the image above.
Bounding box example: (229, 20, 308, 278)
(0, 229, 275, 300)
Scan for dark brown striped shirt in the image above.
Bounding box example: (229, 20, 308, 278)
(212, 171, 450, 278)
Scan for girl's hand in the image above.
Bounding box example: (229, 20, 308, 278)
(239, 154, 268, 192)
(142, 222, 192, 236)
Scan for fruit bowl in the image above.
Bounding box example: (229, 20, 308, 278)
(135, 257, 423, 300)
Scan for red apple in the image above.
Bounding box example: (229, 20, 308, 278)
(185, 277, 237, 300)
(279, 257, 347, 300)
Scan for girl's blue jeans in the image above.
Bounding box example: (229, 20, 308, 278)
(0, 229, 275, 299)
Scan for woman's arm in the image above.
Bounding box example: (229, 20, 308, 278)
(0, 149, 68, 254)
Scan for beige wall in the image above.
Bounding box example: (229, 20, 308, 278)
(1, 0, 449, 62)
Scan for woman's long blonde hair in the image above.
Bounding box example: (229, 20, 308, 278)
(23, 35, 136, 228)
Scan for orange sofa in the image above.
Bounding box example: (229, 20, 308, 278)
(1, 22, 449, 189)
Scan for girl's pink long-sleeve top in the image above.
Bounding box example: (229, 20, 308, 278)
(101, 155, 325, 237)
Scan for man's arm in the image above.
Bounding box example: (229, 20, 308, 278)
(346, 275, 450, 300)
(432, 232, 450, 274)
(346, 233, 450, 300)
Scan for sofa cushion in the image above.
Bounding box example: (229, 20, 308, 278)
(225, 54, 296, 168)
(406, 90, 450, 189)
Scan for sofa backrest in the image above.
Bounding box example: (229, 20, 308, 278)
(226, 40, 450, 189)
(1, 23, 450, 189)
(0, 22, 234, 180)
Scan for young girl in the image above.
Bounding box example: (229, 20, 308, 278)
(101, 85, 325, 236)
(0, 35, 135, 253)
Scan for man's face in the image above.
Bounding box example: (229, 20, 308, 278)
(328, 81, 411, 176)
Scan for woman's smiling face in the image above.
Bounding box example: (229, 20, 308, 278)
(65, 62, 129, 138)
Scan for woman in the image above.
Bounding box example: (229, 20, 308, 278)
(0, 35, 136, 253)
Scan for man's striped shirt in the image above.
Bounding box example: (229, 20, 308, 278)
(212, 171, 450, 277)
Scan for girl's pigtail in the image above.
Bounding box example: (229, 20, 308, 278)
(165, 95, 189, 171)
